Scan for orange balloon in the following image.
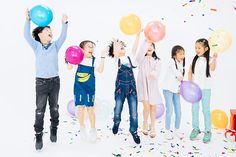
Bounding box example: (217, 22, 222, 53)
(120, 14, 141, 35)
(208, 29, 232, 54)
(144, 21, 165, 42)
(211, 109, 228, 129)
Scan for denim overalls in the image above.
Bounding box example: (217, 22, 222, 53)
(113, 56, 138, 133)
(74, 57, 95, 107)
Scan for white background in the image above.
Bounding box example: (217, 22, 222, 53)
(0, 0, 235, 156)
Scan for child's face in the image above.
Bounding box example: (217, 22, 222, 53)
(114, 42, 126, 57)
(146, 42, 155, 56)
(83, 42, 95, 58)
(38, 27, 52, 43)
(175, 50, 185, 62)
(195, 42, 208, 57)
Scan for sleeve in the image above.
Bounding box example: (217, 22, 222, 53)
(170, 59, 182, 78)
(55, 22, 68, 51)
(135, 40, 148, 65)
(24, 20, 38, 51)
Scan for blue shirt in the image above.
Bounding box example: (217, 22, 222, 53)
(24, 20, 68, 78)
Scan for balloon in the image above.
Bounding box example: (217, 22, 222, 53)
(120, 14, 141, 35)
(156, 103, 165, 119)
(65, 46, 84, 65)
(30, 5, 53, 26)
(211, 109, 228, 129)
(208, 29, 232, 54)
(144, 21, 165, 42)
(180, 81, 202, 103)
(67, 99, 76, 117)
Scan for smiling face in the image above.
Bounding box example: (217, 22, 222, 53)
(82, 42, 95, 58)
(38, 27, 53, 44)
(175, 50, 185, 62)
(146, 42, 155, 56)
(195, 42, 208, 57)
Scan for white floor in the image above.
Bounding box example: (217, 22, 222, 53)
(2, 99, 235, 157)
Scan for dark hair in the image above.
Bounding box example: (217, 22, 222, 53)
(145, 43, 160, 60)
(32, 26, 50, 42)
(79, 40, 96, 49)
(108, 39, 126, 58)
(171, 45, 185, 76)
(192, 38, 211, 77)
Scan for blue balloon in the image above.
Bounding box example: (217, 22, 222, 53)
(180, 81, 202, 103)
(30, 5, 53, 26)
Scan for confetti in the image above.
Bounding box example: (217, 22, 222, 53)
(209, 27, 214, 31)
(189, 0, 195, 2)
(182, 3, 188, 7)
(210, 8, 217, 12)
(212, 44, 218, 47)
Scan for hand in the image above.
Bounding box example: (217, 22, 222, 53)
(26, 8, 30, 20)
(67, 64, 73, 70)
(101, 47, 109, 58)
(62, 14, 68, 23)
(177, 75, 183, 81)
(212, 53, 218, 60)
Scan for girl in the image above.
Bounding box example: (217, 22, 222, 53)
(24, 9, 68, 150)
(108, 38, 140, 144)
(134, 36, 162, 138)
(162, 45, 185, 140)
(188, 38, 217, 143)
(67, 40, 108, 142)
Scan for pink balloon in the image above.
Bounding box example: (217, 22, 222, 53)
(144, 21, 165, 42)
(65, 46, 84, 65)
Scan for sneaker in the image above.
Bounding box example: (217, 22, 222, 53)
(112, 123, 120, 135)
(89, 128, 97, 142)
(189, 129, 201, 140)
(131, 131, 140, 144)
(164, 130, 174, 140)
(174, 129, 184, 140)
(203, 131, 212, 143)
(50, 126, 57, 142)
(35, 132, 43, 150)
(80, 126, 87, 141)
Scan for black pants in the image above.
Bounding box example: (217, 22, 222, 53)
(34, 76, 60, 133)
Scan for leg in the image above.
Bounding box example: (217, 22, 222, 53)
(87, 107, 96, 129)
(163, 90, 174, 130)
(190, 99, 201, 140)
(150, 104, 157, 138)
(77, 106, 86, 127)
(142, 102, 150, 135)
(173, 93, 181, 129)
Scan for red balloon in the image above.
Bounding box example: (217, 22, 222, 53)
(144, 21, 165, 42)
(65, 46, 84, 65)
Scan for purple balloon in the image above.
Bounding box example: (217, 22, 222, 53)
(156, 103, 165, 119)
(67, 99, 76, 117)
(180, 81, 202, 103)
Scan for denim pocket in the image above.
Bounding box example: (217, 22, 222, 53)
(36, 79, 46, 86)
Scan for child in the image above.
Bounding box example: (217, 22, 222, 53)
(188, 38, 217, 143)
(134, 36, 162, 138)
(24, 9, 68, 150)
(162, 45, 185, 140)
(108, 39, 140, 144)
(66, 40, 108, 142)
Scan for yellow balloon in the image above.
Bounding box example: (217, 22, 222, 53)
(208, 29, 232, 54)
(120, 14, 141, 35)
(211, 109, 228, 129)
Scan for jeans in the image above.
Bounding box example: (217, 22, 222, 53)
(113, 65, 138, 133)
(192, 89, 211, 132)
(34, 76, 60, 133)
(163, 90, 181, 130)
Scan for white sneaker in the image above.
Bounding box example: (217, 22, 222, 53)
(80, 126, 87, 141)
(174, 129, 184, 140)
(89, 128, 97, 143)
(164, 130, 174, 140)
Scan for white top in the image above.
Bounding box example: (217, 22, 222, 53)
(162, 59, 184, 93)
(119, 55, 136, 67)
(192, 57, 212, 89)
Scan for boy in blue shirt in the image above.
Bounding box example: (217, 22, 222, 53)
(24, 9, 68, 150)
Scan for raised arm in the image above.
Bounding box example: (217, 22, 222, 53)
(131, 30, 142, 56)
(24, 9, 38, 50)
(135, 40, 148, 65)
(97, 47, 109, 73)
(55, 14, 68, 51)
(210, 53, 217, 71)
